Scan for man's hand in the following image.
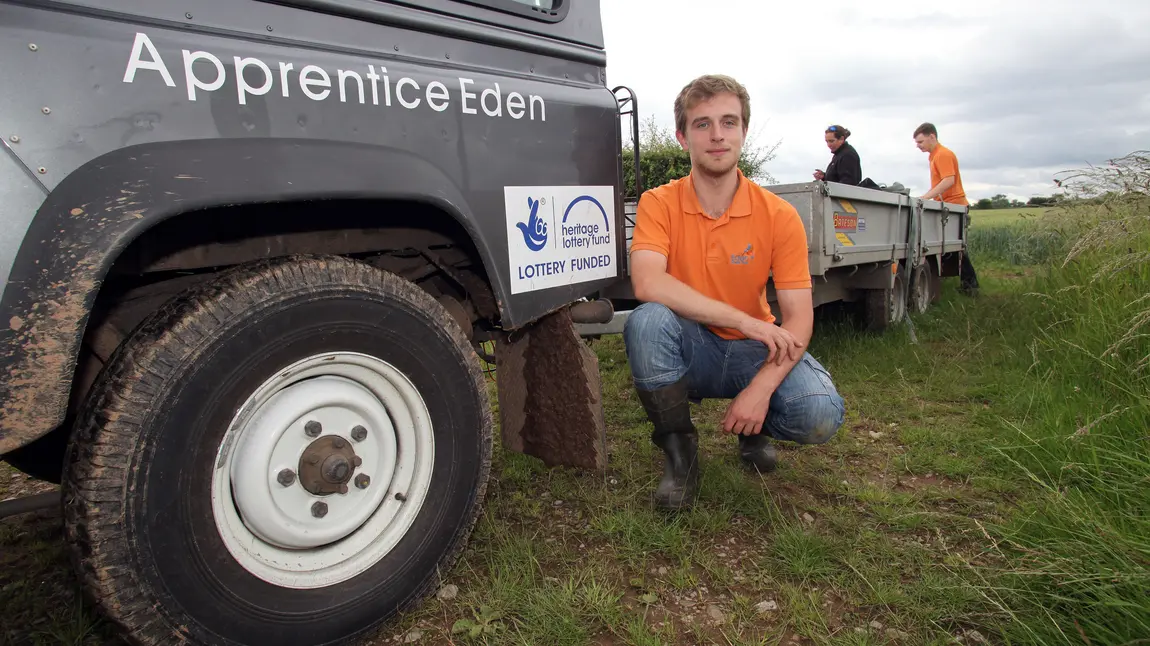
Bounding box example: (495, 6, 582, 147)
(722, 384, 772, 435)
(738, 317, 804, 365)
(813, 169, 825, 181)
(921, 176, 954, 202)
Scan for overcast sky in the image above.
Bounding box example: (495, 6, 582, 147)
(600, 0, 1150, 201)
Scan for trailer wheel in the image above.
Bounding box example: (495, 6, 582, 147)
(61, 255, 492, 646)
(909, 264, 932, 314)
(861, 264, 907, 332)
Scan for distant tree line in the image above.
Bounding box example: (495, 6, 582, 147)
(970, 194, 1065, 210)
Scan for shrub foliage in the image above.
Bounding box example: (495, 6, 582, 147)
(621, 117, 779, 199)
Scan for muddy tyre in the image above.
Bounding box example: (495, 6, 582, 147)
(61, 255, 492, 646)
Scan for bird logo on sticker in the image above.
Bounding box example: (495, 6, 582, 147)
(515, 196, 548, 252)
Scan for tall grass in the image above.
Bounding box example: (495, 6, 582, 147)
(968, 153, 1150, 644)
(966, 221, 1069, 266)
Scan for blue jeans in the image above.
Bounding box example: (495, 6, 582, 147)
(622, 303, 846, 444)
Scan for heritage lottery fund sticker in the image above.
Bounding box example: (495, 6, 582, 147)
(504, 186, 616, 294)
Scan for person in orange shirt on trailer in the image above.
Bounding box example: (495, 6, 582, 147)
(624, 74, 846, 511)
(913, 122, 979, 294)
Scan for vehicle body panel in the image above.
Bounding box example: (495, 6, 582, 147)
(0, 141, 48, 290)
(0, 0, 625, 453)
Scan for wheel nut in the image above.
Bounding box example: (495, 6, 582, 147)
(352, 456, 362, 467)
(351, 425, 367, 442)
(355, 474, 370, 489)
(311, 501, 328, 518)
(304, 420, 321, 437)
(277, 469, 296, 486)
(332, 437, 346, 449)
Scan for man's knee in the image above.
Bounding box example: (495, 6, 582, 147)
(623, 302, 679, 347)
(772, 393, 846, 445)
(622, 303, 685, 389)
(800, 393, 846, 441)
(800, 394, 846, 444)
(769, 355, 846, 444)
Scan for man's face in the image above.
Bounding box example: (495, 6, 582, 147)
(825, 132, 842, 152)
(676, 92, 745, 178)
(914, 133, 936, 153)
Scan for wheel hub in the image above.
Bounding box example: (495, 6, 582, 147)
(211, 352, 436, 589)
(225, 374, 400, 551)
(299, 435, 362, 495)
(890, 272, 907, 322)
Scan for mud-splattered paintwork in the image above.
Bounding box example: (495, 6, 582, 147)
(0, 0, 626, 453)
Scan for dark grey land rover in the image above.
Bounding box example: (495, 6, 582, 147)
(0, 1, 633, 643)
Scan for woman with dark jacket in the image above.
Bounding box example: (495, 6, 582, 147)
(813, 125, 862, 186)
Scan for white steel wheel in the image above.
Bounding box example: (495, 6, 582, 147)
(890, 267, 908, 323)
(212, 352, 434, 588)
(909, 264, 932, 314)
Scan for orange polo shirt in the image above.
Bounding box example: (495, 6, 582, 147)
(630, 170, 812, 340)
(929, 144, 968, 205)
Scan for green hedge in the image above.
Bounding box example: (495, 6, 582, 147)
(620, 117, 777, 199)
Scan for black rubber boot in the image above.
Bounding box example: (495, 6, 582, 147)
(959, 253, 980, 296)
(635, 377, 699, 511)
(738, 433, 777, 473)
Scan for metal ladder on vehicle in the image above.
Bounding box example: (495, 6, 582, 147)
(613, 85, 641, 241)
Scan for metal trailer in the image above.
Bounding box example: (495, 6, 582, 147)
(579, 180, 972, 336)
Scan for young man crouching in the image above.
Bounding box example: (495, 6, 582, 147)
(624, 74, 846, 511)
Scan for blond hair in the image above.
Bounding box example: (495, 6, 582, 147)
(673, 74, 751, 135)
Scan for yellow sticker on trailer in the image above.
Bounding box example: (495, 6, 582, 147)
(839, 200, 858, 214)
(835, 232, 855, 246)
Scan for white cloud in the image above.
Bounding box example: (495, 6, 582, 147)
(601, 0, 1150, 201)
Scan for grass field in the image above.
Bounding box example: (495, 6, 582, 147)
(969, 207, 1049, 227)
(2, 196, 1147, 645)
